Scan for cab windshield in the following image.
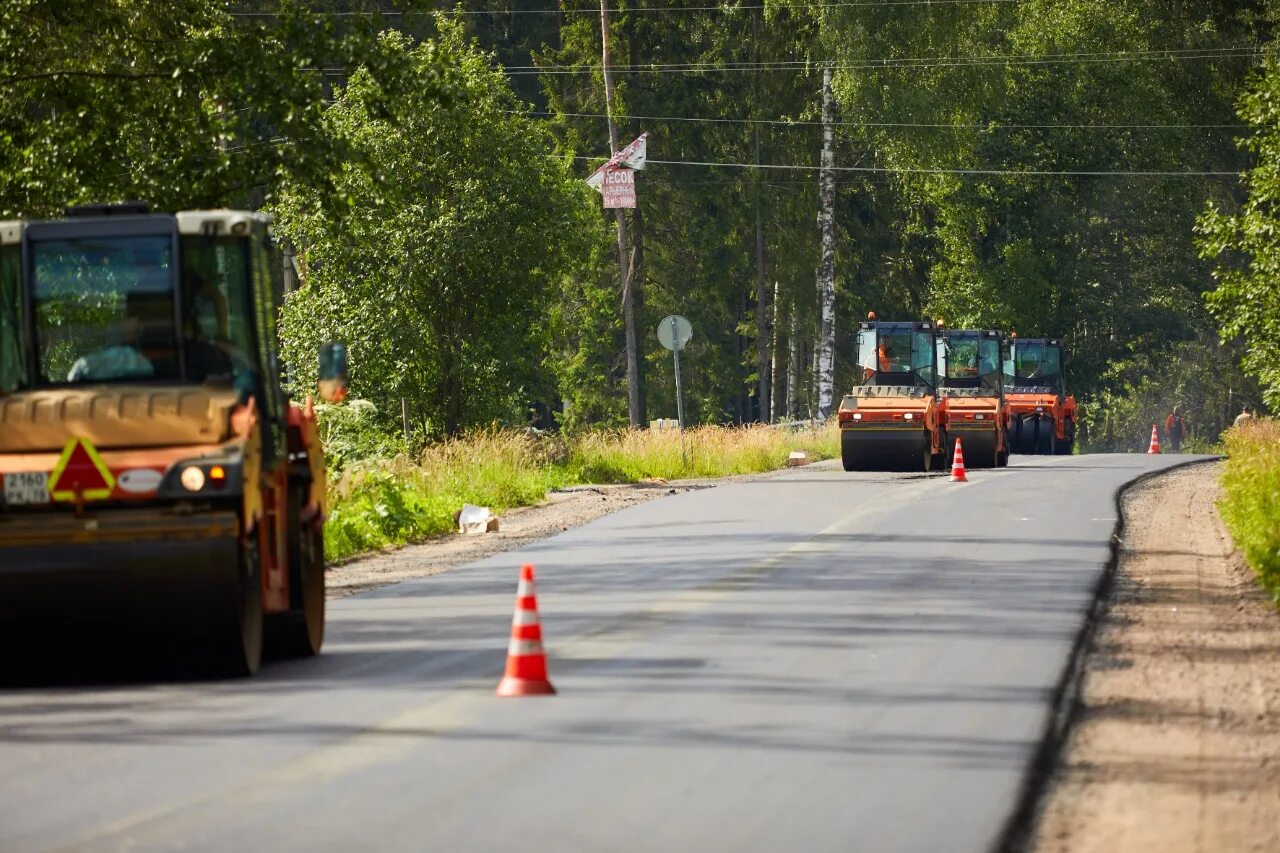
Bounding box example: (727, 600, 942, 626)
(941, 333, 1002, 391)
(857, 326, 936, 389)
(1007, 341, 1062, 390)
(28, 233, 255, 388)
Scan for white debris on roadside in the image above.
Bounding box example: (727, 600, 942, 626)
(787, 451, 809, 467)
(455, 504, 500, 535)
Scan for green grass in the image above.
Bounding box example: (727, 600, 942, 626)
(323, 423, 841, 562)
(1218, 418, 1280, 604)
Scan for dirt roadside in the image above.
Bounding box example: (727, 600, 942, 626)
(1030, 462, 1280, 853)
(326, 461, 835, 598)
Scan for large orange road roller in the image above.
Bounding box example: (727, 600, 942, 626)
(1004, 335, 1078, 455)
(837, 315, 947, 472)
(0, 203, 348, 676)
(937, 327, 1009, 469)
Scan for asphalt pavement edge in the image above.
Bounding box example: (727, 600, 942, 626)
(993, 455, 1223, 853)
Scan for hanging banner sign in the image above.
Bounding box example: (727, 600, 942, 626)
(616, 132, 648, 171)
(587, 132, 649, 194)
(601, 166, 636, 209)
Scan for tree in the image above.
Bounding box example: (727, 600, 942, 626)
(0, 0, 426, 217)
(274, 25, 595, 436)
(816, 0, 1263, 436)
(1197, 59, 1280, 410)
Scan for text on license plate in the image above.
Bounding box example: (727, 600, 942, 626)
(3, 472, 50, 505)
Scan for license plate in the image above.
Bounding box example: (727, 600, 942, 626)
(3, 471, 50, 506)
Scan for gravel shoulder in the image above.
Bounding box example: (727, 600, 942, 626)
(1030, 461, 1280, 853)
(326, 459, 838, 598)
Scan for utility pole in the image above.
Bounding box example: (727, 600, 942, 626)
(752, 9, 770, 423)
(754, 127, 770, 423)
(600, 0, 643, 428)
(815, 63, 837, 421)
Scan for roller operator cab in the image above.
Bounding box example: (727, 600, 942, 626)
(0, 204, 350, 676)
(1003, 336, 1078, 455)
(937, 329, 1010, 469)
(837, 317, 947, 472)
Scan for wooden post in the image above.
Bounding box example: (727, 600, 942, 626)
(600, 0, 643, 428)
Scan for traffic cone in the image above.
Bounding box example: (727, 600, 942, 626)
(496, 564, 556, 697)
(949, 437, 968, 482)
(1147, 424, 1161, 454)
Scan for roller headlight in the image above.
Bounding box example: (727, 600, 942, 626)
(157, 450, 245, 498)
(180, 466, 206, 492)
(903, 412, 914, 421)
(852, 412, 863, 420)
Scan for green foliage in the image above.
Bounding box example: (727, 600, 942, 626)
(325, 431, 564, 562)
(322, 423, 840, 560)
(1080, 336, 1261, 452)
(4, 0, 1273, 451)
(314, 399, 409, 473)
(539, 4, 824, 424)
(528, 1, 1270, 428)
(1219, 418, 1280, 602)
(1197, 59, 1280, 410)
(274, 23, 595, 437)
(0, 0, 432, 217)
(822, 0, 1258, 409)
(566, 423, 840, 482)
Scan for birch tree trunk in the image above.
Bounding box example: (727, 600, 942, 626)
(814, 64, 837, 420)
(770, 280, 784, 422)
(787, 300, 800, 420)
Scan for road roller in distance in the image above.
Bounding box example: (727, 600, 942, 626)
(837, 314, 946, 472)
(1003, 335, 1078, 455)
(0, 203, 347, 676)
(937, 327, 1009, 468)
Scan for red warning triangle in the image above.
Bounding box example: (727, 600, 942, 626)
(49, 438, 116, 502)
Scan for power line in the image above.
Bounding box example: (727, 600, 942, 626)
(519, 45, 1259, 70)
(229, 0, 1021, 18)
(531, 109, 1249, 130)
(312, 45, 1266, 77)
(566, 154, 1241, 177)
(516, 46, 1265, 74)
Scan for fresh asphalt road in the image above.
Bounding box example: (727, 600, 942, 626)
(0, 453, 1206, 852)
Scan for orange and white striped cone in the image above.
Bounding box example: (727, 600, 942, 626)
(1147, 424, 1161, 454)
(949, 437, 968, 482)
(496, 564, 556, 697)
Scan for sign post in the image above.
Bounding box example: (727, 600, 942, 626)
(657, 314, 693, 467)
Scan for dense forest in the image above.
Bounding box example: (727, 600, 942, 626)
(2, 0, 1277, 448)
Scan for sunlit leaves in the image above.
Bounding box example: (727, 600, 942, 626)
(274, 24, 594, 436)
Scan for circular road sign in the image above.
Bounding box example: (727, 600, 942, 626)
(657, 315, 693, 352)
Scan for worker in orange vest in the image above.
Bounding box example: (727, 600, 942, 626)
(1164, 406, 1186, 453)
(877, 340, 894, 373)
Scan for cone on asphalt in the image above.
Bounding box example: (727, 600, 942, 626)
(949, 437, 968, 482)
(1147, 423, 1161, 454)
(496, 564, 556, 697)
